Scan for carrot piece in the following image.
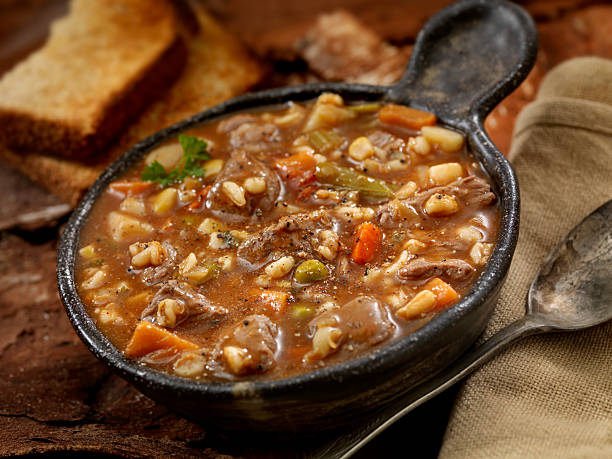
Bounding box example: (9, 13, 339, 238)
(275, 151, 316, 187)
(125, 321, 198, 358)
(378, 104, 436, 130)
(187, 185, 211, 211)
(424, 277, 459, 308)
(108, 180, 153, 196)
(251, 289, 291, 315)
(351, 222, 383, 264)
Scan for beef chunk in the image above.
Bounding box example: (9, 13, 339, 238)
(140, 264, 173, 286)
(367, 130, 405, 156)
(141, 280, 228, 323)
(420, 176, 497, 208)
(206, 150, 281, 223)
(310, 295, 395, 354)
(458, 176, 497, 207)
(224, 314, 279, 374)
(335, 296, 395, 347)
(216, 113, 281, 153)
(230, 122, 281, 152)
(367, 130, 395, 147)
(140, 242, 177, 285)
(217, 114, 257, 133)
(377, 175, 496, 226)
(397, 258, 475, 281)
(377, 198, 419, 228)
(237, 210, 332, 264)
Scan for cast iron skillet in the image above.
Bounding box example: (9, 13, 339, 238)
(58, 0, 537, 432)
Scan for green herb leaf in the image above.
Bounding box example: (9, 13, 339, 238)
(179, 134, 209, 161)
(308, 129, 344, 152)
(141, 134, 211, 186)
(141, 160, 168, 183)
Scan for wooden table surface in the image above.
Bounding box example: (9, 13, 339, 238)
(0, 1, 610, 457)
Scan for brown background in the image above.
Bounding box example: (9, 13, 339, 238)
(0, 0, 610, 457)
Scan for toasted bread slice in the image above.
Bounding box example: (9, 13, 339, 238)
(0, 0, 185, 159)
(0, 1, 262, 206)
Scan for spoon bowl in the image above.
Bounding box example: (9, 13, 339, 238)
(528, 199, 612, 329)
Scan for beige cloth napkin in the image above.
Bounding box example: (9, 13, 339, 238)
(439, 57, 612, 458)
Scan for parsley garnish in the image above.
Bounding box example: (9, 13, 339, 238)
(141, 134, 210, 186)
(141, 161, 169, 184)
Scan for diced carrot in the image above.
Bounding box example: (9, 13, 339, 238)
(251, 289, 291, 315)
(108, 180, 153, 196)
(187, 185, 212, 211)
(378, 104, 436, 130)
(424, 277, 459, 308)
(275, 151, 317, 187)
(351, 222, 383, 264)
(125, 321, 199, 358)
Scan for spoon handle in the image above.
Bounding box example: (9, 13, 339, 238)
(310, 315, 546, 459)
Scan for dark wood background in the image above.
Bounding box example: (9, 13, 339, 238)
(0, 0, 610, 457)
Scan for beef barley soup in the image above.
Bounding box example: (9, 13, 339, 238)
(76, 93, 500, 381)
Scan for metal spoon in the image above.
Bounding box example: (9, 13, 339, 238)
(311, 199, 612, 459)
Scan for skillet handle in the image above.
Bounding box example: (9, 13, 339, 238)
(389, 0, 537, 124)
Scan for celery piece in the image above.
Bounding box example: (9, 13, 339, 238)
(182, 215, 196, 226)
(184, 262, 219, 285)
(291, 304, 315, 321)
(308, 129, 344, 152)
(348, 103, 382, 113)
(316, 162, 395, 201)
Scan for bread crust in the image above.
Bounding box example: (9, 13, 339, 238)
(0, 0, 185, 159)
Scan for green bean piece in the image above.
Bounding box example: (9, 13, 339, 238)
(308, 129, 344, 152)
(294, 260, 329, 284)
(315, 162, 395, 201)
